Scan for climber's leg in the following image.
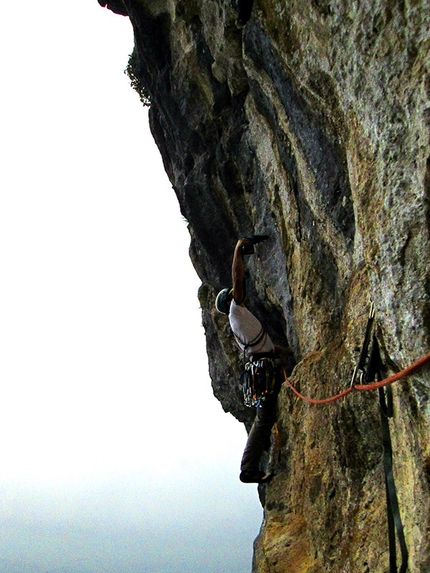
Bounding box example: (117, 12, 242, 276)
(240, 394, 277, 482)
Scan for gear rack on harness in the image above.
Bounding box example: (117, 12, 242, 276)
(241, 356, 278, 407)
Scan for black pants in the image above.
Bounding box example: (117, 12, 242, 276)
(240, 393, 277, 476)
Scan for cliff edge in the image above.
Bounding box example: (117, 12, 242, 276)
(100, 1, 430, 571)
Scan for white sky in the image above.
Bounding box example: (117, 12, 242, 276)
(0, 2, 262, 572)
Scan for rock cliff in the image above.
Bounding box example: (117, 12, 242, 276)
(100, 0, 430, 571)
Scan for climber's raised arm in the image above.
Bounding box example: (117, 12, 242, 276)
(231, 238, 250, 305)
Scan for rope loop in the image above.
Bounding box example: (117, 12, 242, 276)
(283, 352, 430, 405)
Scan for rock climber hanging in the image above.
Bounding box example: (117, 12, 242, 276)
(215, 236, 294, 484)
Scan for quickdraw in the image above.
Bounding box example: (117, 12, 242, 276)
(350, 301, 376, 388)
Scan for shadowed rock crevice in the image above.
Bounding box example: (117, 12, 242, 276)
(244, 22, 355, 245)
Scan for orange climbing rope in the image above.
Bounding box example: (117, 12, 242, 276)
(354, 351, 430, 391)
(283, 369, 352, 404)
(283, 351, 430, 405)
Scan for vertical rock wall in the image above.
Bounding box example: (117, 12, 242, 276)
(103, 0, 430, 570)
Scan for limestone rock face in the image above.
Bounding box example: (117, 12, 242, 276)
(106, 1, 430, 571)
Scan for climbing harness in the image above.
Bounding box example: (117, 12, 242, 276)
(233, 325, 268, 359)
(241, 356, 278, 407)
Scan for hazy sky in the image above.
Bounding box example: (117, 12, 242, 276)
(0, 1, 262, 572)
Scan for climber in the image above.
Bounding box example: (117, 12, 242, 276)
(215, 236, 289, 484)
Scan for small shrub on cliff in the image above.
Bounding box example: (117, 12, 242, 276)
(125, 49, 151, 107)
